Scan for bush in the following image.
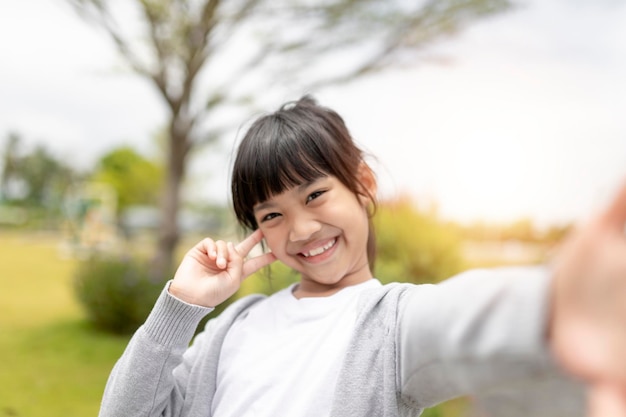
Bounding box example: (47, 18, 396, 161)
(374, 196, 465, 285)
(74, 255, 165, 334)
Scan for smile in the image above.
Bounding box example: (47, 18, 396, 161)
(301, 238, 337, 258)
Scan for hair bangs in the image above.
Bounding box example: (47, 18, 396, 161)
(244, 129, 331, 203)
(266, 130, 332, 191)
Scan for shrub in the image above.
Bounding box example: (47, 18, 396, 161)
(74, 255, 165, 334)
(374, 196, 465, 285)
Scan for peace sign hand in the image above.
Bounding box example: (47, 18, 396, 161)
(168, 229, 277, 308)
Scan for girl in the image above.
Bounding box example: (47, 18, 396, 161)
(99, 96, 626, 417)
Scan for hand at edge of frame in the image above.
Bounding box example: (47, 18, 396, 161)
(549, 180, 626, 416)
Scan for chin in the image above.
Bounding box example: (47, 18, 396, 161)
(305, 274, 345, 287)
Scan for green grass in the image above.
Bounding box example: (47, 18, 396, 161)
(0, 231, 130, 417)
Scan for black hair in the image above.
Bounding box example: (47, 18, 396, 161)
(231, 95, 377, 267)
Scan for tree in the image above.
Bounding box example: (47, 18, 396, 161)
(92, 146, 164, 213)
(66, 0, 513, 279)
(0, 132, 21, 201)
(0, 133, 77, 207)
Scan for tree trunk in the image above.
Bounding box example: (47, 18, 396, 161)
(151, 119, 189, 281)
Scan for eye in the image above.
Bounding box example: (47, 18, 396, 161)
(306, 190, 326, 203)
(260, 212, 281, 223)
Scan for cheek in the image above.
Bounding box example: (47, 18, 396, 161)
(259, 228, 283, 256)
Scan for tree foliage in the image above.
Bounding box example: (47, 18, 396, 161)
(455, 218, 573, 244)
(66, 0, 513, 279)
(0, 132, 77, 207)
(91, 146, 164, 213)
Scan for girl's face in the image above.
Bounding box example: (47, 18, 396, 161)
(253, 172, 374, 298)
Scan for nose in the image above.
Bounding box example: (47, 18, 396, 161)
(288, 213, 321, 242)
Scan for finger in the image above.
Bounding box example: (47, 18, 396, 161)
(214, 240, 228, 269)
(242, 252, 277, 278)
(235, 229, 265, 257)
(588, 384, 626, 417)
(186, 239, 217, 267)
(226, 241, 244, 278)
(200, 238, 217, 259)
(600, 180, 626, 230)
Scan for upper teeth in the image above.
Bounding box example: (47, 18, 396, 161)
(303, 239, 336, 257)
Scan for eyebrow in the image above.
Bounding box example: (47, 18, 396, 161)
(253, 200, 273, 214)
(252, 178, 325, 214)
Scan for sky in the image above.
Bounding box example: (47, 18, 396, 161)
(1, 0, 625, 227)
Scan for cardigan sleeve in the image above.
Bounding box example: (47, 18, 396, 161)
(397, 267, 585, 415)
(98, 282, 213, 417)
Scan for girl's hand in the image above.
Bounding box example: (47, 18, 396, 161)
(549, 181, 626, 416)
(168, 229, 276, 308)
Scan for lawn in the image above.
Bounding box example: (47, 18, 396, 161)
(0, 231, 130, 417)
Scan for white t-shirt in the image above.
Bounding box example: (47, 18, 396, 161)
(211, 279, 382, 417)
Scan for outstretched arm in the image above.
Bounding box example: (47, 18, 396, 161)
(398, 266, 584, 414)
(398, 183, 626, 414)
(550, 180, 626, 416)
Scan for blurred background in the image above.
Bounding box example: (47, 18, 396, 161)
(1, 0, 625, 415)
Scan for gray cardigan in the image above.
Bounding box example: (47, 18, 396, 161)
(99, 267, 584, 417)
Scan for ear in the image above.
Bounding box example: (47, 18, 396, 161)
(357, 162, 377, 206)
